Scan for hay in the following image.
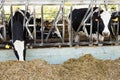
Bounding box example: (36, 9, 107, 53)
(0, 54, 120, 80)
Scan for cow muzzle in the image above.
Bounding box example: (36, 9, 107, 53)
(102, 32, 110, 37)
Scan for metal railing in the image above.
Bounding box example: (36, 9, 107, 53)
(0, 0, 120, 48)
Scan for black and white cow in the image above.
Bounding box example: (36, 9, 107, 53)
(35, 19, 61, 39)
(108, 11, 120, 40)
(69, 7, 111, 42)
(8, 9, 31, 61)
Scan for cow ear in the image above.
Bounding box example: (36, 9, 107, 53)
(112, 17, 118, 22)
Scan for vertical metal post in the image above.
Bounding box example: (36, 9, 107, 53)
(89, 6, 93, 45)
(68, 5, 73, 46)
(10, 5, 13, 42)
(41, 4, 44, 45)
(104, 0, 108, 11)
(116, 4, 120, 44)
(24, 3, 28, 41)
(97, 4, 101, 44)
(61, 0, 65, 43)
(2, 6, 6, 41)
(24, 3, 28, 25)
(33, 5, 36, 44)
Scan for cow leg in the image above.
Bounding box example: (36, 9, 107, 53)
(13, 40, 25, 61)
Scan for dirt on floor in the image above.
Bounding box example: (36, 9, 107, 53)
(0, 54, 120, 80)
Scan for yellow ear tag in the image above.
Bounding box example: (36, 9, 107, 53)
(5, 44, 10, 49)
(112, 17, 118, 22)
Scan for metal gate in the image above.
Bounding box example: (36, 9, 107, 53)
(0, 0, 120, 48)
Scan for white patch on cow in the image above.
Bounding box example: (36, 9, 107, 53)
(13, 40, 24, 61)
(100, 11, 111, 37)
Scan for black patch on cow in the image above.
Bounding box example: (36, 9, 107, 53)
(109, 11, 120, 38)
(13, 21, 24, 42)
(70, 7, 104, 35)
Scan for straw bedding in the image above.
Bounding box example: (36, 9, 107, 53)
(0, 54, 120, 80)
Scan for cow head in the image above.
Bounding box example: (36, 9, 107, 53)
(100, 11, 111, 37)
(93, 8, 111, 37)
(86, 7, 111, 42)
(11, 9, 30, 61)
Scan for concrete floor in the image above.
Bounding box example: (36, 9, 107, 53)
(0, 45, 120, 64)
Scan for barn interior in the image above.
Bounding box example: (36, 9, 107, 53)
(0, 0, 120, 61)
(0, 0, 120, 80)
(0, 0, 119, 48)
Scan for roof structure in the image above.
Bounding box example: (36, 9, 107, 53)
(1, 0, 120, 5)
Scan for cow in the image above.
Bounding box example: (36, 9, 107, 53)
(69, 7, 111, 43)
(108, 11, 120, 40)
(35, 19, 61, 39)
(7, 9, 31, 61)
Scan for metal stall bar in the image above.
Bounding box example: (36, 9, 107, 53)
(10, 5, 13, 43)
(33, 5, 36, 45)
(104, 0, 108, 11)
(73, 0, 95, 45)
(0, 0, 5, 9)
(0, 6, 6, 41)
(96, 4, 101, 45)
(1, 6, 6, 41)
(114, 4, 120, 45)
(45, 0, 65, 43)
(68, 5, 73, 46)
(61, 0, 65, 43)
(1, 0, 120, 47)
(0, 0, 6, 41)
(89, 4, 94, 46)
(24, 0, 34, 40)
(40, 4, 44, 45)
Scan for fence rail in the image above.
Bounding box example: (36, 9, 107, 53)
(0, 0, 120, 48)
